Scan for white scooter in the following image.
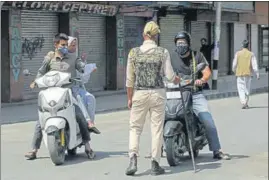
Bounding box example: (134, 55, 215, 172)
(23, 69, 90, 166)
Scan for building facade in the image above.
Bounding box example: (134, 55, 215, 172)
(1, 1, 268, 102)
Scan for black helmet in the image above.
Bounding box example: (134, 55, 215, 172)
(242, 40, 249, 48)
(174, 31, 191, 45)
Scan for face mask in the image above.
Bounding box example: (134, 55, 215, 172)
(58, 47, 69, 55)
(176, 44, 189, 56)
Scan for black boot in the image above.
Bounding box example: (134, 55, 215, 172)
(151, 160, 165, 176)
(125, 154, 137, 176)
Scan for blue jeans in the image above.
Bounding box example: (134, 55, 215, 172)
(192, 93, 221, 152)
(72, 86, 96, 122)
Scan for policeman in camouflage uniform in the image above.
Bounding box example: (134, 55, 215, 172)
(125, 21, 180, 176)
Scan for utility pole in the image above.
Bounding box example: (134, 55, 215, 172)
(212, 2, 222, 90)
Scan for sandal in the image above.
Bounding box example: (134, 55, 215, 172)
(25, 151, 37, 160)
(85, 149, 96, 159)
(88, 126, 101, 134)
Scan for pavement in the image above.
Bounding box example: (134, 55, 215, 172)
(1, 73, 268, 124)
(1, 93, 268, 180)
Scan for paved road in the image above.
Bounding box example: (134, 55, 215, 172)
(2, 73, 268, 125)
(1, 94, 268, 180)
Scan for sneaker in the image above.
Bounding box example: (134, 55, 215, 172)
(213, 151, 231, 160)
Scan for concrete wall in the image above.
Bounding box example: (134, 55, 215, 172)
(1, 10, 10, 102)
(255, 2, 269, 25)
(9, 9, 24, 102)
(220, 2, 254, 12)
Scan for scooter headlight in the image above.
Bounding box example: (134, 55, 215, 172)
(43, 73, 60, 87)
(49, 100, 57, 107)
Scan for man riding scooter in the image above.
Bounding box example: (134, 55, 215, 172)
(171, 31, 231, 160)
(25, 33, 97, 160)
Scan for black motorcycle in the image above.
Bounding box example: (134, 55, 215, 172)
(163, 63, 208, 169)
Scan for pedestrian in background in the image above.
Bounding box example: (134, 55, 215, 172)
(125, 21, 180, 176)
(232, 40, 260, 109)
(200, 38, 214, 90)
(200, 38, 214, 70)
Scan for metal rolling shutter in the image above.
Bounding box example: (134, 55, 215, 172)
(190, 21, 207, 52)
(234, 23, 247, 55)
(21, 10, 58, 100)
(124, 16, 145, 58)
(123, 16, 145, 90)
(262, 28, 269, 66)
(124, 16, 145, 62)
(251, 24, 258, 62)
(159, 14, 185, 63)
(218, 23, 229, 75)
(78, 14, 106, 91)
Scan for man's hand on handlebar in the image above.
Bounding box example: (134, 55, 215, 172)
(194, 79, 205, 86)
(173, 76, 180, 84)
(30, 82, 36, 89)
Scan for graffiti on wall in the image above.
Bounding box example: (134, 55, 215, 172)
(117, 15, 125, 66)
(9, 10, 22, 82)
(22, 36, 45, 60)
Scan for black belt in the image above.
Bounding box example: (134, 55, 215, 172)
(136, 87, 164, 90)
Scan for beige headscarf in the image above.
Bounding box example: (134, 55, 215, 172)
(68, 36, 77, 46)
(68, 36, 78, 58)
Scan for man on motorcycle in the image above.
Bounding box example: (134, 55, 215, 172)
(25, 33, 94, 160)
(171, 31, 231, 160)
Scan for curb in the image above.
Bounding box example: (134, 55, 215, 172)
(1, 90, 126, 108)
(205, 86, 268, 100)
(1, 87, 268, 125)
(95, 86, 269, 114)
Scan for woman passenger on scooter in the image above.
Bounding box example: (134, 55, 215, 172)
(67, 36, 100, 135)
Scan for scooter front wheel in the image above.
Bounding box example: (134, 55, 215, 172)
(47, 129, 66, 165)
